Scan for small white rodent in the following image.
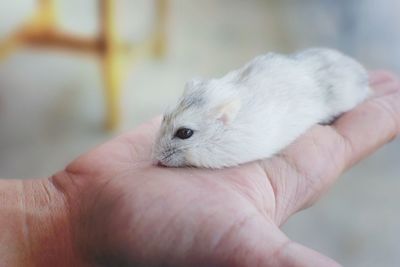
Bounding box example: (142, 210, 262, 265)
(153, 48, 370, 168)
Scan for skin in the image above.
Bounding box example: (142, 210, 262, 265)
(0, 71, 399, 267)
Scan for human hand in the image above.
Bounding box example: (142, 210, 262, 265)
(51, 71, 400, 267)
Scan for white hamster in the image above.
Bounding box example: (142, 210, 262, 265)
(153, 48, 370, 168)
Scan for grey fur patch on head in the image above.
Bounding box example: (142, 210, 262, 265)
(162, 112, 173, 125)
(180, 78, 208, 109)
(162, 89, 206, 126)
(180, 90, 206, 110)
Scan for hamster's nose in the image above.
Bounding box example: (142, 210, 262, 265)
(151, 157, 165, 167)
(156, 160, 166, 167)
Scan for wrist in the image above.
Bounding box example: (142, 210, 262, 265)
(0, 175, 89, 267)
(23, 176, 87, 266)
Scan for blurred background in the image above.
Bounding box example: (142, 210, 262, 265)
(0, 0, 399, 266)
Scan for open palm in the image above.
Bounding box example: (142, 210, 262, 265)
(54, 71, 400, 267)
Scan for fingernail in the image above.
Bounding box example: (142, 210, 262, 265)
(371, 80, 400, 97)
(369, 70, 399, 86)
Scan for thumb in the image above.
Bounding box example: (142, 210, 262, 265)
(220, 219, 341, 267)
(271, 241, 342, 267)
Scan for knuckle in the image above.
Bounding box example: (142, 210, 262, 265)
(371, 97, 400, 140)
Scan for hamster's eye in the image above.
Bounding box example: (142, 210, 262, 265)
(174, 128, 194, 140)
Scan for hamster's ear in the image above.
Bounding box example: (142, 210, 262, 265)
(211, 98, 241, 125)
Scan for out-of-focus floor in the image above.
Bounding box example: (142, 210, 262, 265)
(0, 1, 399, 266)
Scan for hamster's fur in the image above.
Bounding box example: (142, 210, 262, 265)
(153, 48, 370, 168)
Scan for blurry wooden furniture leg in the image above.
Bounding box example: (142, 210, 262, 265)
(0, 0, 169, 130)
(99, 0, 169, 129)
(38, 0, 57, 27)
(0, 0, 57, 59)
(100, 0, 122, 130)
(153, 0, 168, 58)
(0, 0, 99, 60)
(0, 34, 22, 59)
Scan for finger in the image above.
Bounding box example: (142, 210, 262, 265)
(272, 241, 342, 267)
(117, 116, 162, 152)
(66, 116, 163, 175)
(334, 73, 400, 169)
(213, 217, 341, 267)
(119, 116, 162, 144)
(369, 70, 400, 86)
(262, 71, 400, 223)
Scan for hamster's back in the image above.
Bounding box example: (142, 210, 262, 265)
(220, 48, 370, 160)
(294, 48, 370, 117)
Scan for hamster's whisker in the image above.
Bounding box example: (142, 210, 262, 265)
(160, 143, 202, 162)
(162, 150, 178, 160)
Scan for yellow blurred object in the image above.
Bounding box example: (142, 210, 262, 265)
(0, 0, 169, 130)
